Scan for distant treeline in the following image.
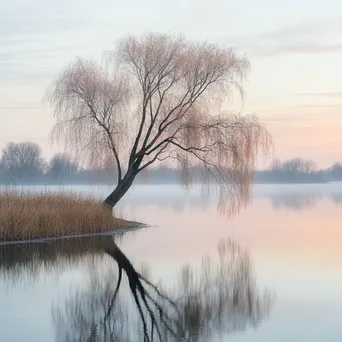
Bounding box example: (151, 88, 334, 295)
(1, 141, 341, 185)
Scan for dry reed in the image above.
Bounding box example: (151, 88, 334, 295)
(0, 191, 130, 242)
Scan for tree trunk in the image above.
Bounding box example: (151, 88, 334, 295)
(103, 172, 137, 208)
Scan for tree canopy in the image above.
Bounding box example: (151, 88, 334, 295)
(47, 33, 272, 213)
(0, 142, 45, 184)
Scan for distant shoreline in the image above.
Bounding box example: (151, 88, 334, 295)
(0, 180, 331, 186)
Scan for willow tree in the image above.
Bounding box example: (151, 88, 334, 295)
(47, 33, 271, 213)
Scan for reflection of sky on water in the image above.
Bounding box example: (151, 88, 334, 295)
(118, 183, 342, 211)
(0, 237, 272, 342)
(0, 184, 342, 341)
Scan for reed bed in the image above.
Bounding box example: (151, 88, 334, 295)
(0, 191, 129, 242)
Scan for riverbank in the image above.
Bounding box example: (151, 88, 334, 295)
(0, 191, 143, 243)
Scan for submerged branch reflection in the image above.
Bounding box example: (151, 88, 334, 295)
(53, 238, 273, 342)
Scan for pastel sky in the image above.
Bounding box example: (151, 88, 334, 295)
(1, 0, 342, 167)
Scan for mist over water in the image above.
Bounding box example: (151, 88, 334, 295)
(0, 184, 342, 341)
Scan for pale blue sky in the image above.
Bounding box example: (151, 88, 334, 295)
(1, 0, 342, 167)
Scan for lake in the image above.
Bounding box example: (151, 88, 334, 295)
(1, 183, 342, 341)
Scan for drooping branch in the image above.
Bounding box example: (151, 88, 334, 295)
(47, 33, 272, 212)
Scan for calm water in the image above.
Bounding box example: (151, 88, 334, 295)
(1, 184, 342, 341)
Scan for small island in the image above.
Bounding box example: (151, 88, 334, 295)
(0, 191, 143, 244)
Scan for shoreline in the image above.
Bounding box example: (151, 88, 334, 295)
(0, 219, 148, 247)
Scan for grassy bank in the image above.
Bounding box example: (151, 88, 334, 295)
(0, 191, 136, 242)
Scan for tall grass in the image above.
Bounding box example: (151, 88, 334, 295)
(0, 191, 131, 242)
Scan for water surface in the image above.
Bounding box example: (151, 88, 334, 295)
(1, 184, 342, 341)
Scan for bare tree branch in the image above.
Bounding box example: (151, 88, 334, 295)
(46, 33, 272, 213)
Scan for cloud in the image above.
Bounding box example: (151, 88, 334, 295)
(291, 104, 342, 108)
(219, 17, 342, 57)
(255, 43, 342, 57)
(0, 104, 42, 111)
(0, 1, 89, 40)
(256, 18, 342, 41)
(296, 92, 342, 98)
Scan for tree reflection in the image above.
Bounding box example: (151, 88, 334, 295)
(0, 232, 136, 285)
(53, 238, 272, 342)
